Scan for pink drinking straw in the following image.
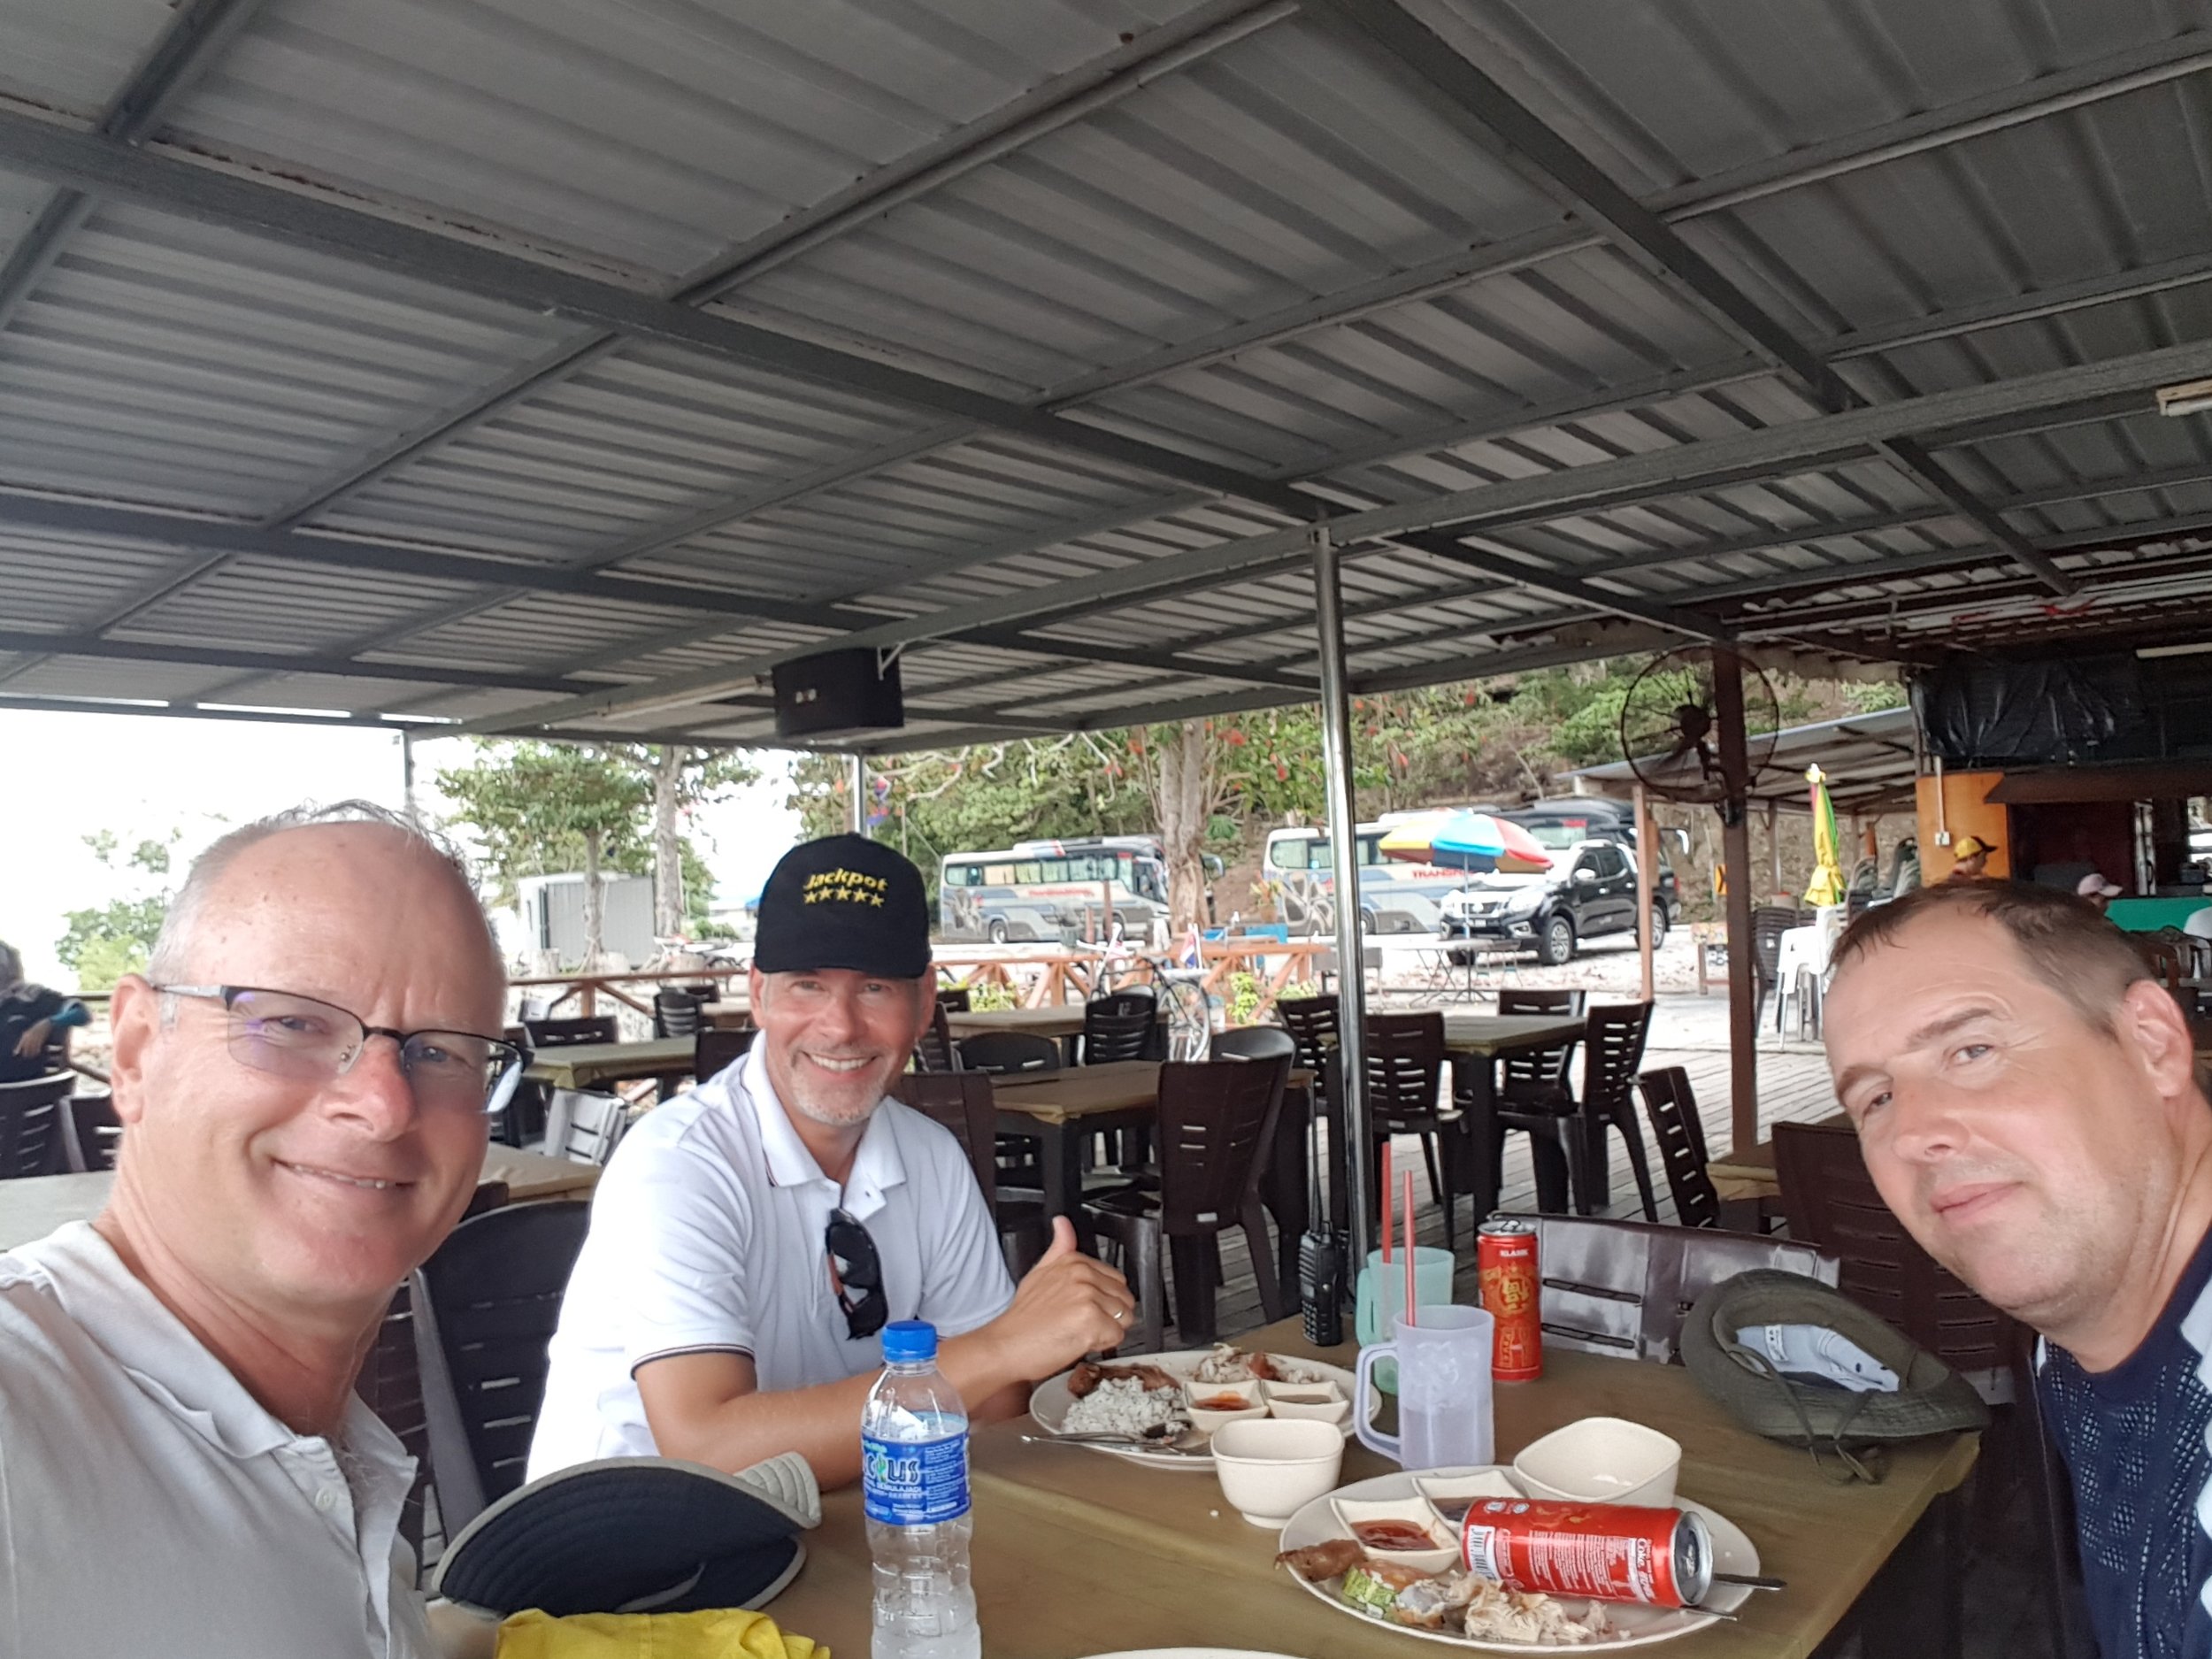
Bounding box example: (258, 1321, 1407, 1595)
(1381, 1142, 1394, 1264)
(1402, 1171, 1417, 1326)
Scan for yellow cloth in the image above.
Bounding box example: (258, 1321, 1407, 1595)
(495, 1608, 826, 1659)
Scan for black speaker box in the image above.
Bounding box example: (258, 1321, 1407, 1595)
(771, 648, 903, 741)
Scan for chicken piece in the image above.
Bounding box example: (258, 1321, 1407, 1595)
(1274, 1540, 1365, 1583)
(1191, 1344, 1256, 1383)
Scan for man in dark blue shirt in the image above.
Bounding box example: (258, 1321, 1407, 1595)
(1824, 880, 2212, 1659)
(0, 941, 88, 1086)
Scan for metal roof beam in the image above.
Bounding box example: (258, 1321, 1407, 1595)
(0, 0, 268, 334)
(0, 628, 645, 696)
(450, 334, 2212, 734)
(1307, 0, 2076, 597)
(0, 104, 1317, 520)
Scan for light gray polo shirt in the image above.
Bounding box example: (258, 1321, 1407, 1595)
(0, 1223, 429, 1658)
(527, 1044, 1014, 1479)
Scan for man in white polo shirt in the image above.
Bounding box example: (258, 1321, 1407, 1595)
(529, 834, 1134, 1488)
(0, 803, 520, 1658)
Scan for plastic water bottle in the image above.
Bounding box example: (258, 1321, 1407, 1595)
(862, 1321, 980, 1659)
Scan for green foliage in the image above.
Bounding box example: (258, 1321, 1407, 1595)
(434, 741, 654, 905)
(962, 980, 1019, 1012)
(1844, 679, 1908, 713)
(55, 895, 167, 992)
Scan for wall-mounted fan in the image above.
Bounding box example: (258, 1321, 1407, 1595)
(1617, 646, 1780, 806)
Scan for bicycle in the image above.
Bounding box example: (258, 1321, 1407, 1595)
(1094, 946, 1215, 1061)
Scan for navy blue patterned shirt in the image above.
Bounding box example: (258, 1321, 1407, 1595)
(2037, 1223, 2212, 1659)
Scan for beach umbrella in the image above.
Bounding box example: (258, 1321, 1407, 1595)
(1379, 810, 1551, 873)
(1804, 764, 1847, 908)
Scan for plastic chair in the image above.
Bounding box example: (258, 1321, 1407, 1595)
(1750, 907, 1802, 1031)
(892, 1072, 1048, 1277)
(956, 1032, 1062, 1075)
(58, 1093, 121, 1173)
(1363, 1011, 1465, 1242)
(651, 988, 705, 1039)
(1773, 1122, 2021, 1398)
(1210, 1025, 1296, 1064)
(694, 1025, 755, 1080)
(1082, 990, 1159, 1065)
(411, 1199, 591, 1531)
(1635, 1066, 1721, 1229)
(1081, 1059, 1287, 1348)
(0, 1071, 71, 1179)
(523, 1016, 618, 1048)
(1276, 995, 1340, 1078)
(543, 1089, 630, 1166)
(1494, 1002, 1658, 1220)
(1479, 988, 1586, 1186)
(1509, 1211, 1838, 1363)
(914, 1002, 960, 1073)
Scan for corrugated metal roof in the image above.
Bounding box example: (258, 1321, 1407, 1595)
(0, 0, 2207, 747)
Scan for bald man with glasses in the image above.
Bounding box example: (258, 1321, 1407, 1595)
(0, 803, 516, 1659)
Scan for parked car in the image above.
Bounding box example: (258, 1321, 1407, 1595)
(1438, 835, 1679, 967)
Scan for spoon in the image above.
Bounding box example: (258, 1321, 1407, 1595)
(1023, 1425, 1211, 1455)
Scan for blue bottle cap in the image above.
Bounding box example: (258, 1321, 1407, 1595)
(880, 1320, 937, 1363)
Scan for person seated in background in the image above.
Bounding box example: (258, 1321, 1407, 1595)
(0, 803, 518, 1658)
(1823, 881, 2212, 1659)
(528, 834, 1135, 1491)
(0, 941, 89, 1084)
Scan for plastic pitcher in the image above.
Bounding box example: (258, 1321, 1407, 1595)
(1354, 1247, 1454, 1392)
(1355, 1306, 1496, 1471)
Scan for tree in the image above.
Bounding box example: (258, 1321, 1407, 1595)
(628, 745, 758, 938)
(435, 742, 651, 967)
(54, 830, 180, 992)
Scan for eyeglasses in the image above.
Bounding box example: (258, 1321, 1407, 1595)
(153, 984, 526, 1118)
(825, 1207, 887, 1340)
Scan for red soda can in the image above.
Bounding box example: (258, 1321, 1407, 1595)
(1460, 1498, 1712, 1608)
(1478, 1217, 1542, 1381)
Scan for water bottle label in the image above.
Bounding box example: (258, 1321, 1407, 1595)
(862, 1432, 970, 1525)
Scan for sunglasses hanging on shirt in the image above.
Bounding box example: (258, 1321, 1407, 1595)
(825, 1207, 887, 1340)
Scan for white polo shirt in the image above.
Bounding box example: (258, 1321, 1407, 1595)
(526, 1045, 1014, 1478)
(0, 1223, 429, 1659)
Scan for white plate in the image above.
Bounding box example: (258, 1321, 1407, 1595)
(1277, 1466, 1758, 1652)
(1028, 1350, 1364, 1470)
(1086, 1651, 1306, 1658)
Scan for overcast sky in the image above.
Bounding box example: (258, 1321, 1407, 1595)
(0, 710, 801, 987)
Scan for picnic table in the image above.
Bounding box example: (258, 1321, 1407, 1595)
(525, 1036, 696, 1092)
(0, 1148, 601, 1253)
(734, 1310, 1978, 1658)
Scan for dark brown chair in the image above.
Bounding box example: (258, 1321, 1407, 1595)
(495, 1024, 547, 1148)
(358, 1181, 510, 1563)
(1636, 1066, 1720, 1229)
(914, 1002, 960, 1073)
(61, 1093, 122, 1173)
(935, 986, 972, 1013)
(1751, 907, 1803, 1031)
(957, 1032, 1061, 1075)
(1213, 1025, 1305, 1306)
(892, 1072, 1049, 1277)
(1082, 990, 1158, 1064)
(0, 1071, 71, 1179)
(1364, 1011, 1468, 1243)
(694, 1025, 755, 1080)
(1494, 987, 1586, 1097)
(1276, 995, 1340, 1079)
(651, 988, 705, 1039)
(1082, 1059, 1287, 1348)
(523, 1015, 618, 1048)
(1773, 1122, 2021, 1384)
(413, 1199, 592, 1531)
(1495, 1002, 1658, 1220)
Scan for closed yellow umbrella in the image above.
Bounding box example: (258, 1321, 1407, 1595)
(1804, 764, 1847, 908)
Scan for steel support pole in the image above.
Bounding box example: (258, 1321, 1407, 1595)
(1634, 784, 1655, 1004)
(849, 753, 867, 837)
(1713, 654, 1760, 1154)
(400, 728, 416, 818)
(1313, 525, 1372, 1259)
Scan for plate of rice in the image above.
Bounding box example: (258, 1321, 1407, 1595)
(1029, 1345, 1363, 1470)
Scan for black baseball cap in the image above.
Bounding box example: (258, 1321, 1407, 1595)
(753, 833, 931, 979)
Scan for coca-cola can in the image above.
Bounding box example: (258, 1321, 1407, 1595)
(1478, 1217, 1542, 1381)
(1460, 1498, 1712, 1608)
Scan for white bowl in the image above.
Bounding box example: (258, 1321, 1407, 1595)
(1210, 1418, 1345, 1527)
(1511, 1416, 1682, 1508)
(1185, 1377, 1268, 1432)
(1262, 1379, 1351, 1425)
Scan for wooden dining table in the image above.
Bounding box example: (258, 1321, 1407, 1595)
(680, 1310, 1980, 1659)
(989, 1058, 1181, 1218)
(0, 1147, 601, 1252)
(524, 1035, 697, 1092)
(1706, 1110, 1854, 1203)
